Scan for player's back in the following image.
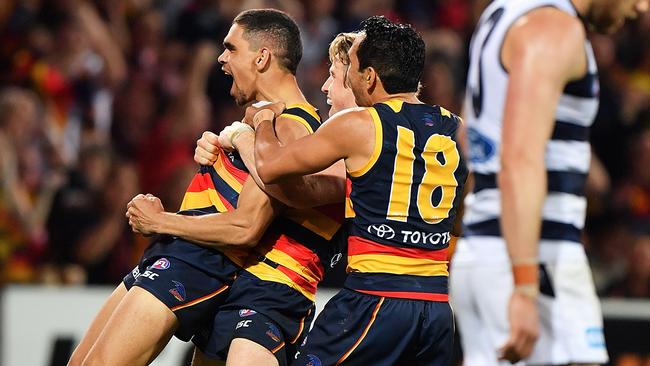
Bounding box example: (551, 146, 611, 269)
(345, 99, 467, 300)
(462, 0, 599, 260)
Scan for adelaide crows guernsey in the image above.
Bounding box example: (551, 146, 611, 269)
(345, 99, 467, 301)
(244, 104, 346, 302)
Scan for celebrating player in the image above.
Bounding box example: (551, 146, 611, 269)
(244, 16, 467, 365)
(69, 9, 344, 366)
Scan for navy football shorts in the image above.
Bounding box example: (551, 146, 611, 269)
(293, 288, 454, 366)
(193, 271, 315, 366)
(123, 237, 240, 341)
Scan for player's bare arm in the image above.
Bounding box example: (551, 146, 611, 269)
(197, 120, 346, 209)
(250, 106, 375, 184)
(232, 113, 347, 207)
(497, 7, 587, 363)
(126, 177, 281, 248)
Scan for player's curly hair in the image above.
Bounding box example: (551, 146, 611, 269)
(357, 16, 425, 94)
(234, 9, 302, 75)
(328, 32, 356, 65)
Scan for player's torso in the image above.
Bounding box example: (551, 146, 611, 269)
(345, 99, 467, 301)
(244, 104, 346, 302)
(462, 0, 599, 249)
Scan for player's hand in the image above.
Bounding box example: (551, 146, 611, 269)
(244, 102, 286, 128)
(218, 121, 254, 151)
(126, 194, 165, 235)
(498, 291, 540, 363)
(194, 131, 221, 165)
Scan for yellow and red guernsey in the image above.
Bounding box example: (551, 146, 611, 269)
(178, 147, 251, 266)
(344, 100, 467, 301)
(244, 104, 345, 302)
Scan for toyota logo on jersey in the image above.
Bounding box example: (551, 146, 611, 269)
(367, 224, 396, 240)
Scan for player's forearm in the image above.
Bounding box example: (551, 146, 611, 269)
(154, 212, 259, 248)
(240, 124, 345, 207)
(254, 120, 290, 184)
(498, 155, 545, 279)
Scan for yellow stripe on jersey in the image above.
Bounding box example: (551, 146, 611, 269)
(439, 106, 451, 118)
(286, 103, 321, 122)
(180, 189, 228, 212)
(382, 99, 404, 113)
(284, 208, 340, 240)
(246, 262, 316, 301)
(214, 157, 244, 192)
(348, 254, 449, 276)
(279, 113, 314, 134)
(264, 249, 320, 284)
(345, 197, 355, 218)
(348, 107, 383, 177)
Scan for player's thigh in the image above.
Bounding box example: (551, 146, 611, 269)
(451, 263, 511, 366)
(227, 338, 279, 366)
(81, 286, 178, 366)
(198, 309, 288, 366)
(68, 282, 128, 366)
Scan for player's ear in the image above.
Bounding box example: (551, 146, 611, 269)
(255, 48, 271, 72)
(365, 67, 378, 90)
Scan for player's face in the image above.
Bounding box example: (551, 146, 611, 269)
(321, 58, 357, 117)
(589, 0, 649, 33)
(346, 35, 373, 107)
(218, 24, 258, 106)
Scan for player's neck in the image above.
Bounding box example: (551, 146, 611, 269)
(256, 72, 308, 106)
(373, 92, 421, 105)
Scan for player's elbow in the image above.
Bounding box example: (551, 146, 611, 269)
(257, 163, 282, 185)
(229, 225, 263, 248)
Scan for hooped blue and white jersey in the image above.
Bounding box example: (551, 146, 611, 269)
(462, 0, 599, 247)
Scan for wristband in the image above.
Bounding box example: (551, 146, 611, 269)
(512, 262, 539, 286)
(229, 123, 254, 146)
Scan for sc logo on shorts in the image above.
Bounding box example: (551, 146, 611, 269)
(367, 224, 395, 240)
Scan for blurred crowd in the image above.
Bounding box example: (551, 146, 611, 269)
(0, 0, 647, 297)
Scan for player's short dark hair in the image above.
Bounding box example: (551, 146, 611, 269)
(357, 16, 425, 94)
(234, 9, 302, 75)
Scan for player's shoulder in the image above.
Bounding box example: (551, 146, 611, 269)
(512, 7, 585, 49)
(428, 104, 462, 124)
(322, 107, 373, 127)
(276, 103, 322, 135)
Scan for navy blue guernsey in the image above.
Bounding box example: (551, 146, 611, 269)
(344, 99, 468, 301)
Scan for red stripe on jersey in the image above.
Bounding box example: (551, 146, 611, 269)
(215, 188, 234, 211)
(355, 289, 449, 302)
(273, 235, 325, 281)
(186, 172, 216, 192)
(345, 177, 352, 199)
(220, 153, 248, 184)
(276, 265, 318, 295)
(348, 235, 448, 261)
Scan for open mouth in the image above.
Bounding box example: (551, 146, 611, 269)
(326, 97, 332, 105)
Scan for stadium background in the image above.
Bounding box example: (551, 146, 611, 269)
(0, 0, 648, 365)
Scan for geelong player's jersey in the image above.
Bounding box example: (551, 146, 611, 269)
(244, 104, 345, 302)
(463, 0, 599, 245)
(345, 99, 467, 301)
